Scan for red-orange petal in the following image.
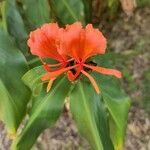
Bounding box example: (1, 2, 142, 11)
(67, 71, 75, 81)
(81, 70, 100, 94)
(67, 65, 82, 81)
(27, 23, 64, 61)
(43, 63, 53, 72)
(83, 24, 107, 61)
(61, 22, 107, 62)
(84, 64, 122, 78)
(61, 22, 84, 62)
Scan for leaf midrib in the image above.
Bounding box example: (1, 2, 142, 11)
(24, 76, 66, 129)
(79, 83, 103, 150)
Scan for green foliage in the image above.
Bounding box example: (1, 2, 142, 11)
(0, 0, 130, 149)
(22, 66, 45, 96)
(0, 29, 31, 136)
(21, 0, 50, 29)
(93, 54, 130, 149)
(70, 81, 114, 150)
(3, 0, 28, 54)
(50, 0, 85, 25)
(81, 0, 92, 23)
(12, 74, 71, 149)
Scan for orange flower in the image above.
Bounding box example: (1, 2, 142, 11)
(28, 23, 64, 61)
(28, 23, 72, 91)
(28, 22, 122, 94)
(60, 22, 106, 62)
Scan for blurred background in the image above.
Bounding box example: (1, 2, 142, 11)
(0, 0, 150, 149)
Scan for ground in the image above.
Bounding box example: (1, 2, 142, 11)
(0, 7, 150, 150)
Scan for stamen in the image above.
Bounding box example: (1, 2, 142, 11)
(41, 57, 74, 72)
(40, 57, 61, 67)
(81, 70, 100, 94)
(47, 78, 56, 92)
(83, 64, 122, 78)
(67, 58, 74, 62)
(45, 63, 61, 67)
(45, 58, 74, 68)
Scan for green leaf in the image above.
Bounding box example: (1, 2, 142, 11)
(22, 66, 46, 96)
(82, 0, 92, 23)
(51, 0, 85, 25)
(11, 75, 71, 150)
(3, 0, 28, 54)
(0, 29, 31, 136)
(93, 54, 130, 150)
(22, 0, 50, 28)
(137, 0, 150, 7)
(70, 81, 114, 150)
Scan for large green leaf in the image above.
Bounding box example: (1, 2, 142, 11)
(3, 0, 28, 54)
(11, 69, 71, 150)
(93, 54, 130, 150)
(51, 0, 85, 25)
(22, 0, 50, 29)
(70, 81, 114, 150)
(0, 29, 31, 136)
(82, 0, 92, 23)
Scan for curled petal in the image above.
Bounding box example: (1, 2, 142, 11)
(83, 24, 107, 60)
(28, 23, 64, 61)
(43, 63, 63, 72)
(84, 64, 122, 78)
(61, 22, 107, 62)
